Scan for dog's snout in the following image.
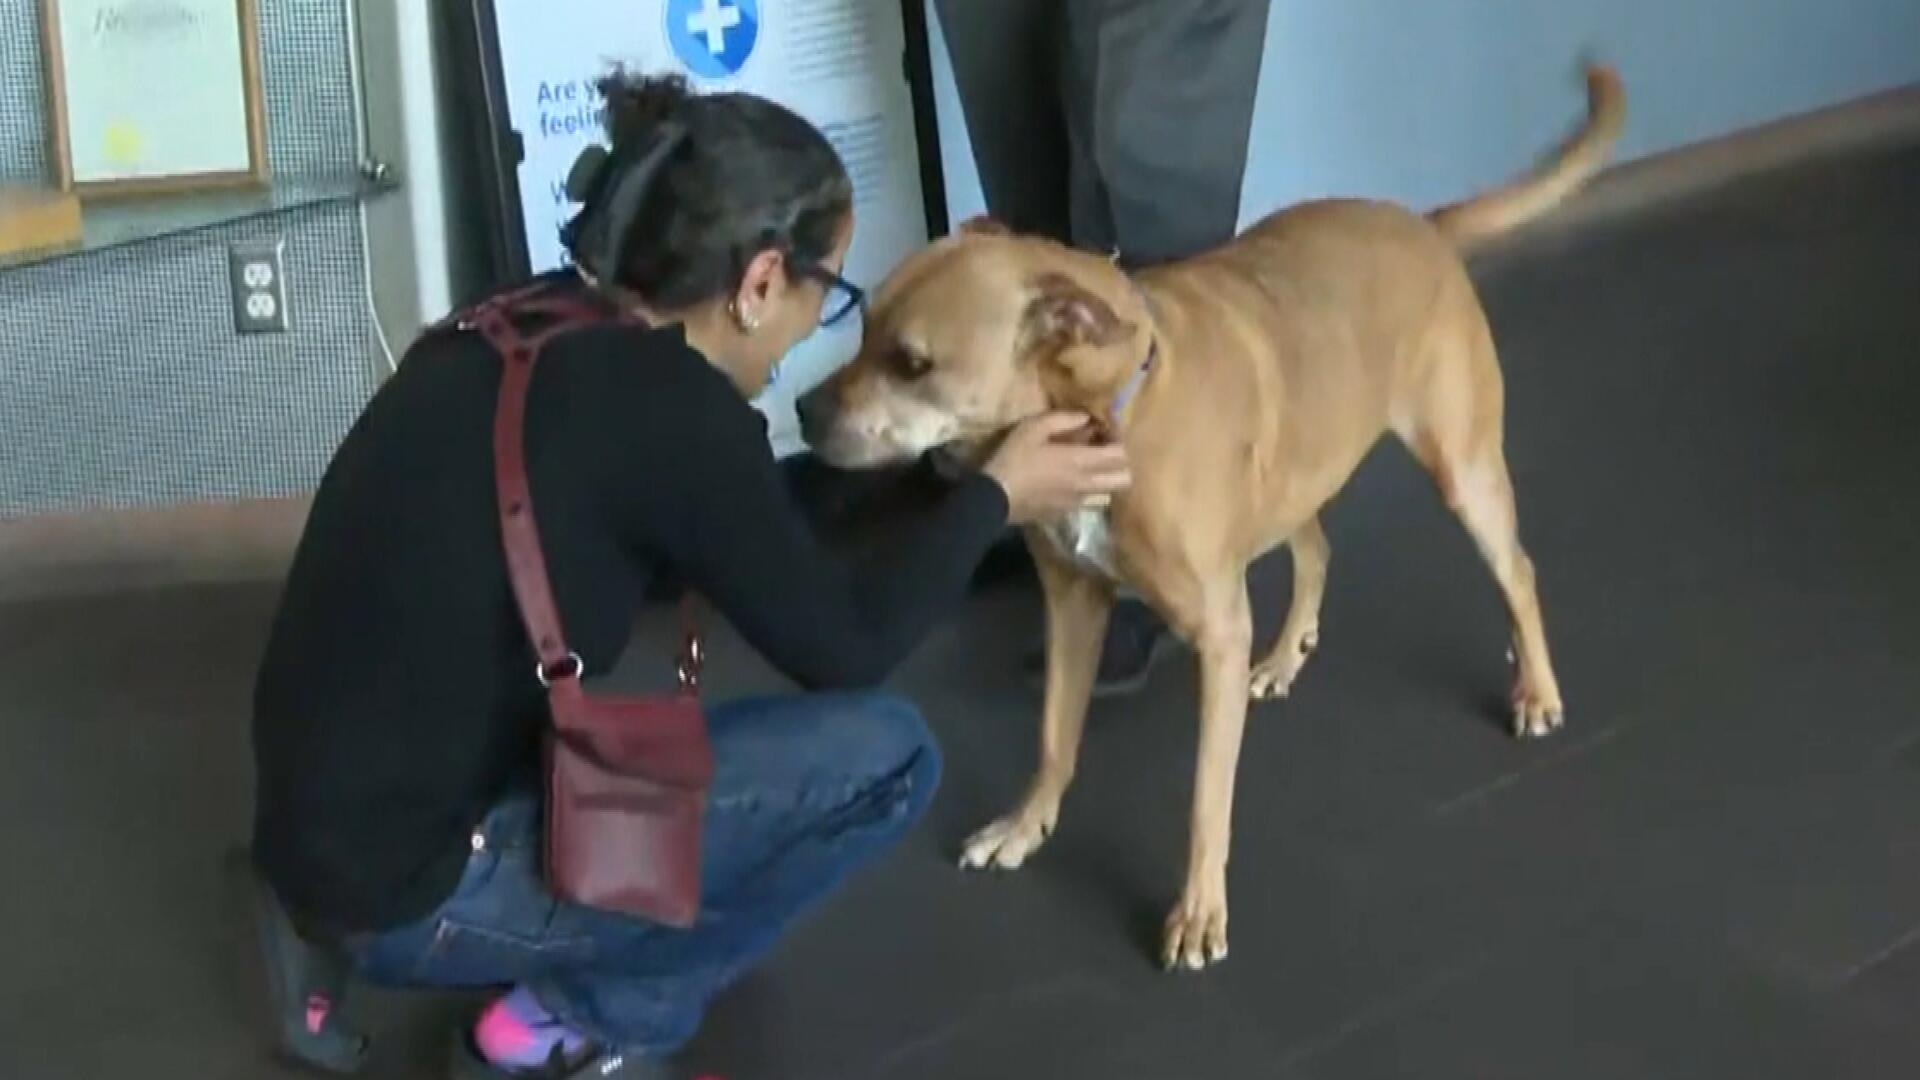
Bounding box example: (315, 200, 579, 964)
(796, 385, 833, 444)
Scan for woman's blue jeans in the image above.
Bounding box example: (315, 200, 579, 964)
(349, 691, 942, 1056)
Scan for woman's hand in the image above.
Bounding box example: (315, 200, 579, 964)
(982, 412, 1133, 525)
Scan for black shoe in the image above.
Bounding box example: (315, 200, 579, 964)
(250, 866, 370, 1075)
(448, 1028, 704, 1080)
(1023, 599, 1174, 699)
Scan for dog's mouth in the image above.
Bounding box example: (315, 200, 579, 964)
(808, 422, 939, 470)
(924, 443, 972, 478)
(927, 436, 1006, 478)
(808, 400, 1037, 474)
(927, 401, 1109, 474)
(932, 429, 997, 467)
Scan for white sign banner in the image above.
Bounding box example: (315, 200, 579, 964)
(489, 0, 931, 455)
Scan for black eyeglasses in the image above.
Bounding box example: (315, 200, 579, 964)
(794, 262, 866, 328)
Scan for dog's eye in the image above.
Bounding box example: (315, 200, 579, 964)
(892, 348, 933, 380)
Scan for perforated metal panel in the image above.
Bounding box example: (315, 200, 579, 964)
(0, 3, 50, 185)
(0, 0, 382, 516)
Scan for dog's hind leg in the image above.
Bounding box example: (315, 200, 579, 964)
(1402, 322, 1565, 738)
(960, 539, 1111, 871)
(1250, 516, 1330, 701)
(1443, 447, 1564, 737)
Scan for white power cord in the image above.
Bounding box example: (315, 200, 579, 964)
(356, 195, 400, 377)
(344, 0, 399, 379)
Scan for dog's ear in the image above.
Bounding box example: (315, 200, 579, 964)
(957, 215, 1012, 238)
(1024, 274, 1139, 411)
(1023, 273, 1136, 351)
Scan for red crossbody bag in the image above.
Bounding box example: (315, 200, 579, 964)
(463, 282, 715, 928)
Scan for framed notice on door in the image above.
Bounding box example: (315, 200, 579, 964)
(39, 0, 269, 197)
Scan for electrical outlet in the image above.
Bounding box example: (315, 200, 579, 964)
(229, 239, 289, 334)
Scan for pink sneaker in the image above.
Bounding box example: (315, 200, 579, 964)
(450, 990, 715, 1080)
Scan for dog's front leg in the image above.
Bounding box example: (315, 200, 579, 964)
(960, 538, 1111, 871)
(1164, 578, 1253, 971)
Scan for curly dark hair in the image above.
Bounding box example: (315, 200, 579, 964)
(560, 72, 854, 309)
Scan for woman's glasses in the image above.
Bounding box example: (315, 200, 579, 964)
(795, 262, 866, 328)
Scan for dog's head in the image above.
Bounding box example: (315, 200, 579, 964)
(799, 217, 1144, 468)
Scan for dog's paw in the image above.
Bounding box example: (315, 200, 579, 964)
(959, 806, 1058, 871)
(1250, 628, 1318, 701)
(1161, 884, 1230, 972)
(1510, 676, 1565, 739)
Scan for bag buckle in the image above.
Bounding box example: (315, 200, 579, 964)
(537, 652, 584, 687)
(677, 636, 704, 692)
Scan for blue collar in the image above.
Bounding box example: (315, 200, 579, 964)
(1108, 279, 1159, 423)
(1109, 338, 1157, 421)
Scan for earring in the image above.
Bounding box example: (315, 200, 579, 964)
(729, 299, 760, 333)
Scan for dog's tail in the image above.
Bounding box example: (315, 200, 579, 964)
(1428, 64, 1626, 248)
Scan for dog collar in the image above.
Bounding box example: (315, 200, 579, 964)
(1110, 339, 1156, 420)
(1109, 278, 1159, 422)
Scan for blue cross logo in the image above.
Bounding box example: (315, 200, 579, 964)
(665, 0, 761, 80)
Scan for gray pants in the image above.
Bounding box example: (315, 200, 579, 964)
(933, 0, 1270, 264)
(934, 0, 1270, 645)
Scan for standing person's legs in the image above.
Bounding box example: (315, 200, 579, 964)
(352, 691, 940, 1069)
(1045, 0, 1271, 696)
(1064, 0, 1269, 265)
(930, 0, 1072, 239)
(916, 2, 1074, 591)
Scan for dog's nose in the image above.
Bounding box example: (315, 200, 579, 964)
(795, 386, 831, 444)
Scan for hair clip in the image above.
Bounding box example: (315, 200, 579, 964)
(562, 122, 690, 283)
(564, 145, 613, 204)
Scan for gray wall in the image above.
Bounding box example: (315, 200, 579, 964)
(0, 0, 384, 517)
(930, 0, 1920, 225)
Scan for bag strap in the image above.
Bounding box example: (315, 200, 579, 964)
(464, 285, 703, 692)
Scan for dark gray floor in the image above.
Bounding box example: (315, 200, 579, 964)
(4, 144, 1919, 1080)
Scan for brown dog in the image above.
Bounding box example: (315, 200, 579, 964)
(801, 66, 1625, 971)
